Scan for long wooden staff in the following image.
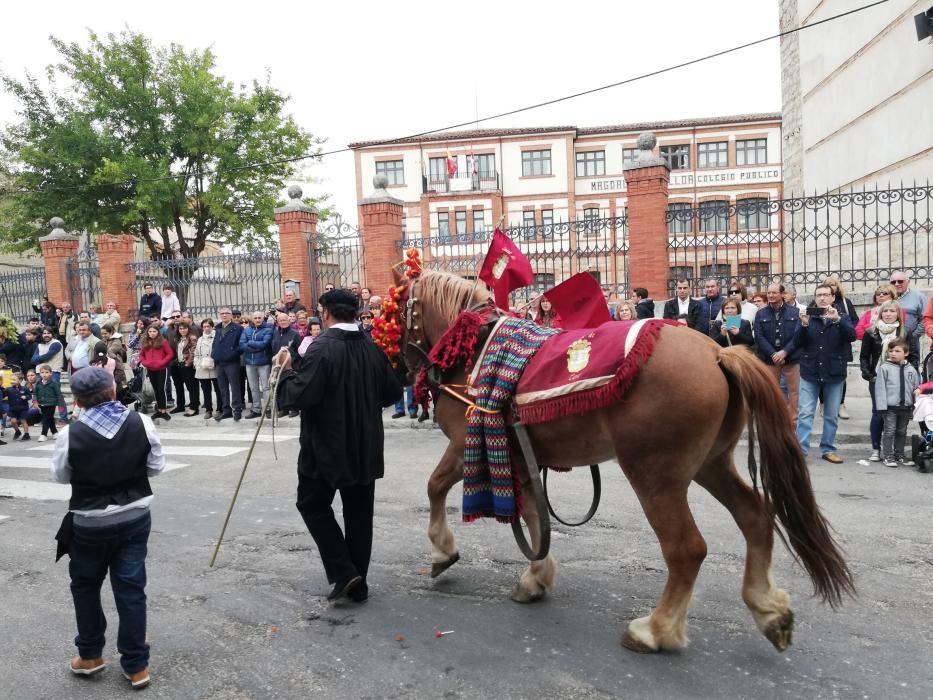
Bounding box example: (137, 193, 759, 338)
(209, 362, 283, 567)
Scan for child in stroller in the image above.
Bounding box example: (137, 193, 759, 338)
(910, 349, 933, 473)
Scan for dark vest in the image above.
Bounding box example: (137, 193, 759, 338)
(68, 411, 152, 511)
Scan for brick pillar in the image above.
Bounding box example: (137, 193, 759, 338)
(359, 175, 404, 298)
(274, 186, 318, 306)
(623, 133, 671, 300)
(97, 234, 136, 323)
(38, 217, 80, 310)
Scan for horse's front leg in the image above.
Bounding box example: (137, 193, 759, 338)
(427, 440, 464, 577)
(511, 470, 558, 603)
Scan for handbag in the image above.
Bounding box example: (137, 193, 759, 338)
(200, 356, 215, 370)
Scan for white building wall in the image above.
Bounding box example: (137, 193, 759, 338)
(500, 137, 571, 196)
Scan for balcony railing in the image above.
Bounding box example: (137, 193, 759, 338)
(423, 170, 500, 194)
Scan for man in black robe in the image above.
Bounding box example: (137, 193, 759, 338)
(275, 289, 402, 602)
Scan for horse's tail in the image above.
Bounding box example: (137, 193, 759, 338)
(718, 346, 855, 608)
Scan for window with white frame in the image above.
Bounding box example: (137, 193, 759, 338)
(541, 209, 554, 239)
(522, 210, 537, 239)
(428, 157, 447, 183)
(375, 159, 404, 185)
(660, 144, 690, 170)
(575, 150, 606, 177)
(522, 149, 552, 177)
(697, 142, 727, 169)
(437, 212, 450, 241)
(622, 148, 637, 167)
(737, 198, 769, 230)
(668, 202, 693, 235)
(472, 209, 485, 236)
(736, 138, 767, 165)
(582, 207, 601, 237)
(455, 211, 467, 236)
(699, 200, 730, 233)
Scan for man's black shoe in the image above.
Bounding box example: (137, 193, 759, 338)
(347, 582, 369, 603)
(214, 411, 233, 422)
(327, 575, 362, 602)
(233, 412, 242, 422)
(287, 410, 299, 418)
(244, 411, 261, 420)
(169, 406, 185, 414)
(391, 411, 405, 419)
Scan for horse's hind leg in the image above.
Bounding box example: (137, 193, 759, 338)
(695, 454, 794, 651)
(427, 441, 464, 577)
(620, 475, 708, 652)
(511, 471, 557, 604)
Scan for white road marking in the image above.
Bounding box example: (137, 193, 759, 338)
(0, 456, 189, 471)
(0, 515, 10, 522)
(155, 433, 297, 443)
(28, 444, 247, 457)
(0, 478, 70, 501)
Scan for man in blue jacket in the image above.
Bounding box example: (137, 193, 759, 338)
(696, 278, 724, 333)
(794, 284, 856, 464)
(754, 283, 801, 423)
(211, 307, 243, 422)
(239, 311, 273, 419)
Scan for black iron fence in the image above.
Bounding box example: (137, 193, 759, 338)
(399, 213, 629, 304)
(666, 182, 933, 296)
(0, 268, 47, 323)
(68, 247, 101, 313)
(311, 215, 364, 300)
(126, 253, 282, 319)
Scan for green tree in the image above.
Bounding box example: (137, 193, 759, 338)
(0, 30, 324, 264)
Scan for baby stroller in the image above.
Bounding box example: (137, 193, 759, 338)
(121, 365, 155, 412)
(910, 350, 933, 472)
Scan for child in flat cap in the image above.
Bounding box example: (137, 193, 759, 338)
(51, 366, 165, 689)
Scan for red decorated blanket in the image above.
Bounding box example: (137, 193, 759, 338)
(514, 319, 668, 425)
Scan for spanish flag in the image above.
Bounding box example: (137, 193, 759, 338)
(446, 150, 458, 178)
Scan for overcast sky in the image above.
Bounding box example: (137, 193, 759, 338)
(0, 1, 781, 227)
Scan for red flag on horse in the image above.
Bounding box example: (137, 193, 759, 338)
(543, 272, 612, 330)
(479, 228, 533, 309)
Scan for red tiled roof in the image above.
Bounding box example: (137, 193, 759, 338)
(348, 125, 576, 149)
(577, 112, 782, 136)
(348, 112, 781, 149)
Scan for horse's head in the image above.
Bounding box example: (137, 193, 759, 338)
(398, 270, 492, 382)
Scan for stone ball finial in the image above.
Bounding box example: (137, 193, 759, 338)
(636, 132, 657, 152)
(287, 185, 303, 200)
(49, 217, 65, 230)
(373, 173, 389, 190)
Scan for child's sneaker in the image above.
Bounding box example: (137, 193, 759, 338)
(37, 435, 47, 443)
(19, 434, 30, 442)
(869, 449, 881, 462)
(51, 432, 58, 440)
(12, 428, 21, 440)
(897, 455, 915, 467)
(884, 456, 898, 468)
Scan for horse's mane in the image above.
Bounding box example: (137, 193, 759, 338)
(417, 271, 490, 325)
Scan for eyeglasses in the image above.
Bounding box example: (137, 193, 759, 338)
(876, 291, 891, 297)
(814, 292, 833, 297)
(728, 289, 741, 294)
(890, 279, 906, 284)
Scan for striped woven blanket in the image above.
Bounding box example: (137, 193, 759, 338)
(462, 316, 558, 523)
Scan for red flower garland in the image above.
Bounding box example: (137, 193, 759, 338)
(372, 248, 424, 367)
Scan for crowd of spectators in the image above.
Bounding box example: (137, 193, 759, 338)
(0, 281, 383, 443)
(5, 272, 933, 471)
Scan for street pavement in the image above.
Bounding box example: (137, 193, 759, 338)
(0, 394, 931, 699)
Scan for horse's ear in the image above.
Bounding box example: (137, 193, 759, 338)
(391, 266, 405, 286)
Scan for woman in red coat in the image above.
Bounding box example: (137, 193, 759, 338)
(534, 297, 563, 329)
(138, 325, 175, 421)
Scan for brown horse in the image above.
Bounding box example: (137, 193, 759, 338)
(397, 269, 853, 653)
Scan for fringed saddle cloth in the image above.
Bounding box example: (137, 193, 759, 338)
(514, 319, 666, 425)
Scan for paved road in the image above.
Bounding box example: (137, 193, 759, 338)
(0, 408, 931, 699)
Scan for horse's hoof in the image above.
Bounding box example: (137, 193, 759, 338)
(763, 610, 794, 652)
(510, 583, 546, 604)
(621, 629, 660, 653)
(430, 552, 460, 578)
